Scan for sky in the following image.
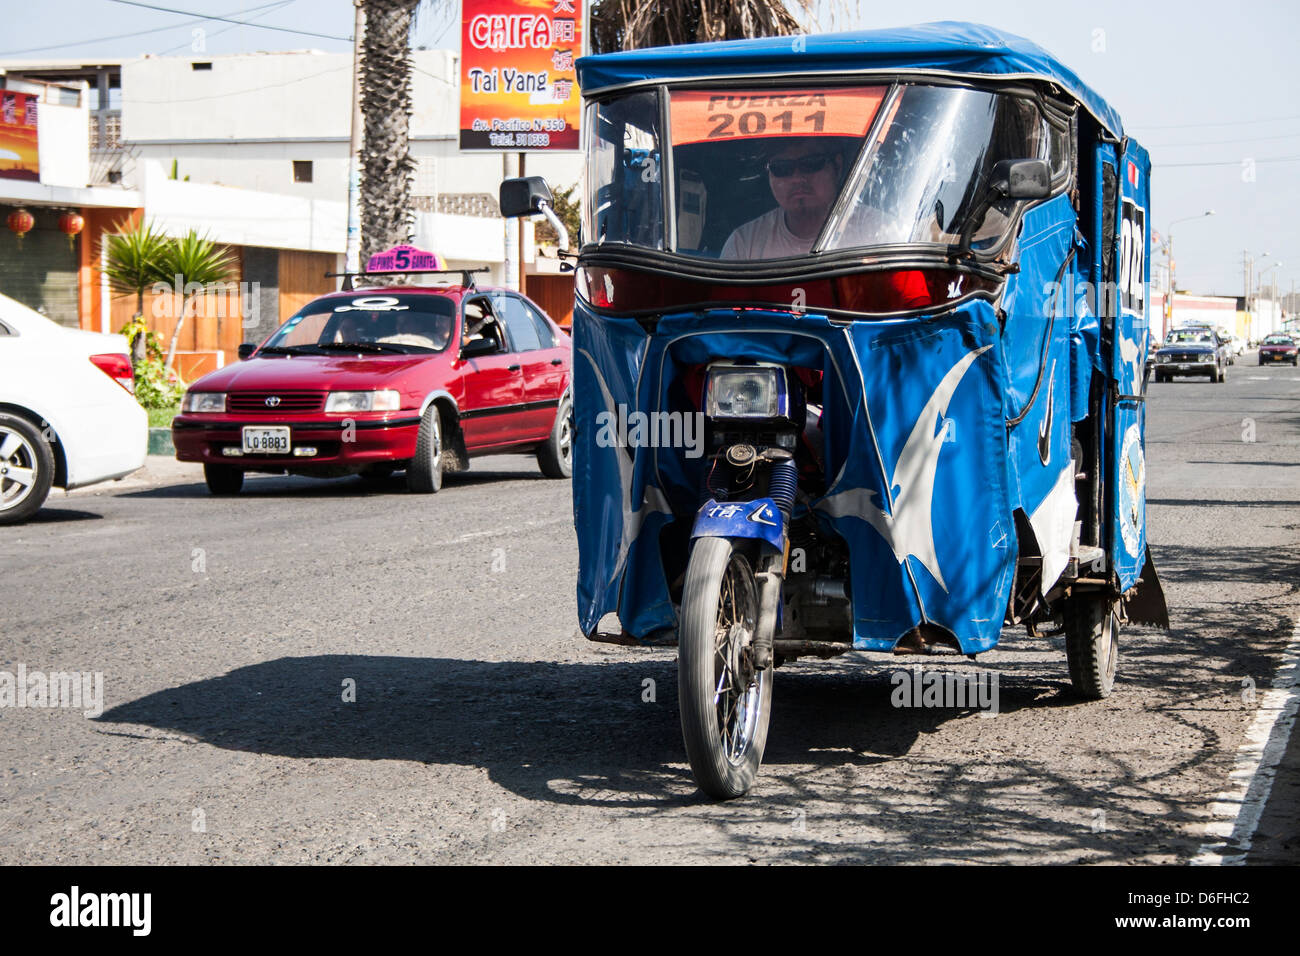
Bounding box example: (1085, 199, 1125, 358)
(5, 0, 1298, 298)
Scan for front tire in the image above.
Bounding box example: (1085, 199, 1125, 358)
(678, 536, 773, 799)
(407, 405, 444, 494)
(1064, 594, 1120, 699)
(203, 463, 243, 495)
(536, 391, 573, 479)
(0, 413, 54, 525)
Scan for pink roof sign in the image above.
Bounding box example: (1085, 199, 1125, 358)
(366, 245, 449, 272)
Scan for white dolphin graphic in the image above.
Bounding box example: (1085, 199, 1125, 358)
(1118, 334, 1142, 389)
(862, 345, 992, 592)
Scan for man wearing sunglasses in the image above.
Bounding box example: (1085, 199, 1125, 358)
(721, 139, 844, 260)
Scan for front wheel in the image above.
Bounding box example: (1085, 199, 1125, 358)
(536, 391, 573, 479)
(678, 536, 773, 799)
(407, 405, 443, 493)
(1064, 593, 1120, 699)
(203, 463, 243, 495)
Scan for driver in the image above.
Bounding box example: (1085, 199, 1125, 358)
(721, 138, 843, 260)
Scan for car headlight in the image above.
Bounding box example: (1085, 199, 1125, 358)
(1199, 353, 1214, 363)
(1157, 354, 1170, 363)
(324, 390, 401, 413)
(705, 366, 786, 421)
(182, 392, 226, 413)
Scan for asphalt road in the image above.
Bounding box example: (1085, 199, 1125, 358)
(1, 354, 1297, 864)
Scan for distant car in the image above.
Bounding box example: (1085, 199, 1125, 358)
(1152, 326, 1231, 382)
(173, 283, 573, 494)
(1258, 333, 1299, 366)
(1229, 333, 1247, 357)
(0, 293, 147, 524)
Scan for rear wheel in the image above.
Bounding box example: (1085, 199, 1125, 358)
(407, 405, 443, 493)
(0, 413, 54, 525)
(1065, 593, 1120, 699)
(203, 464, 244, 495)
(678, 536, 773, 799)
(536, 391, 573, 479)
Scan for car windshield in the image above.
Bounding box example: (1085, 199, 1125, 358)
(584, 82, 1065, 261)
(263, 293, 456, 353)
(1264, 335, 1294, 344)
(1166, 330, 1214, 345)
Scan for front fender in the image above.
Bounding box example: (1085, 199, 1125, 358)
(690, 497, 786, 553)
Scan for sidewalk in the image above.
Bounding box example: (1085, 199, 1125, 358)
(64, 455, 203, 497)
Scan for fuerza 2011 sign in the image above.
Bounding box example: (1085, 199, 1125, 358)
(459, 0, 583, 152)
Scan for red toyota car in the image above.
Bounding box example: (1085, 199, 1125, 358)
(173, 283, 572, 494)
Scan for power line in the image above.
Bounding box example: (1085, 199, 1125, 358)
(1146, 131, 1300, 149)
(0, 1, 288, 56)
(1156, 155, 1300, 168)
(104, 0, 351, 43)
(1130, 113, 1300, 131)
(156, 0, 295, 54)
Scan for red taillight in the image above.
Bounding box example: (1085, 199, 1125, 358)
(90, 353, 134, 394)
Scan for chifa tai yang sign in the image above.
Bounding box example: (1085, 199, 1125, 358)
(459, 0, 582, 151)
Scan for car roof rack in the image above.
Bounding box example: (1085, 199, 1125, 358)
(324, 267, 491, 292)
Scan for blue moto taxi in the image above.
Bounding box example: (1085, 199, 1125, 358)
(502, 22, 1169, 798)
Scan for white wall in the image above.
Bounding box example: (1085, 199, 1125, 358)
(36, 94, 90, 189)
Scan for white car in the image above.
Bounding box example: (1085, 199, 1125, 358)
(0, 293, 147, 523)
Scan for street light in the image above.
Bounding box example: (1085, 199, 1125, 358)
(1163, 210, 1215, 336)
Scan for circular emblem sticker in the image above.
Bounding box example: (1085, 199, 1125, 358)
(1118, 423, 1146, 557)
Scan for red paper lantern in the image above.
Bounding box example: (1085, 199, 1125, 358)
(58, 212, 85, 247)
(6, 208, 34, 240)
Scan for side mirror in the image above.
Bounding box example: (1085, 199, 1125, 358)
(499, 176, 553, 218)
(990, 158, 1053, 200)
(238, 343, 256, 360)
(461, 336, 500, 359)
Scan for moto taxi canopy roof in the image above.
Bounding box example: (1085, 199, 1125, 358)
(576, 21, 1125, 139)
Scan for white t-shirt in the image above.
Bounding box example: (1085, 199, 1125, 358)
(720, 207, 816, 260)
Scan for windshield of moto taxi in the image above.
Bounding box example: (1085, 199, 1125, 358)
(584, 83, 1067, 260)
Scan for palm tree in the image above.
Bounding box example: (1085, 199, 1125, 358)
(591, 0, 811, 52)
(159, 231, 237, 375)
(358, 0, 422, 263)
(100, 218, 170, 363)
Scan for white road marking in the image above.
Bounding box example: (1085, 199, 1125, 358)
(1192, 615, 1300, 865)
(435, 516, 571, 547)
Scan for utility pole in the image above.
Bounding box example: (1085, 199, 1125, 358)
(344, 0, 365, 276)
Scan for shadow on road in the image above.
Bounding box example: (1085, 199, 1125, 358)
(119, 467, 550, 499)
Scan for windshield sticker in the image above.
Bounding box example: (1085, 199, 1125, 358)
(670, 87, 886, 146)
(333, 297, 411, 313)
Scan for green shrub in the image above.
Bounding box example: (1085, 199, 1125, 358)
(119, 317, 185, 410)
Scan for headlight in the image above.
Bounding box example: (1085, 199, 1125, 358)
(1199, 353, 1214, 363)
(324, 390, 401, 413)
(705, 366, 785, 421)
(182, 392, 226, 413)
(1157, 354, 1170, 363)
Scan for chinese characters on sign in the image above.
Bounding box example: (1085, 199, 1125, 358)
(459, 0, 583, 151)
(0, 92, 39, 182)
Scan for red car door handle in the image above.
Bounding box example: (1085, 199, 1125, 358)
(507, 364, 521, 372)
(550, 358, 563, 366)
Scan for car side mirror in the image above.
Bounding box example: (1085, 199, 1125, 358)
(238, 343, 256, 360)
(990, 158, 1053, 200)
(461, 336, 500, 359)
(499, 176, 553, 218)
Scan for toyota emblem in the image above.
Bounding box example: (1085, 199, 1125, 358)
(265, 396, 281, 407)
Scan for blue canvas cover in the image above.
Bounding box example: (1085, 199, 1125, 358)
(576, 21, 1125, 138)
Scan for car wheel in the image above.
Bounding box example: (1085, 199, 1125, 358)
(407, 405, 443, 494)
(536, 391, 573, 479)
(0, 412, 55, 525)
(204, 464, 244, 495)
